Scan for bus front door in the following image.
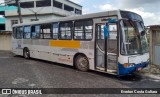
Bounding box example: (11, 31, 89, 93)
(95, 23, 118, 74)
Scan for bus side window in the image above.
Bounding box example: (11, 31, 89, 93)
(74, 21, 84, 39)
(74, 20, 93, 40)
(40, 24, 51, 39)
(59, 21, 73, 40)
(16, 27, 23, 39)
(52, 23, 59, 39)
(24, 26, 31, 39)
(84, 20, 93, 40)
(31, 25, 40, 39)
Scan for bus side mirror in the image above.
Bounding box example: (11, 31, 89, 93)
(103, 24, 117, 39)
(103, 18, 118, 39)
(103, 25, 109, 38)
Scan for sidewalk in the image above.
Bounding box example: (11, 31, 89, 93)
(139, 65, 160, 80)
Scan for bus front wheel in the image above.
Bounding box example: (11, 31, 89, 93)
(75, 55, 89, 72)
(23, 48, 30, 59)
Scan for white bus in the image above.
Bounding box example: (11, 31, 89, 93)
(12, 10, 149, 76)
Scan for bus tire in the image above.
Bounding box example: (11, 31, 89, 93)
(75, 55, 89, 72)
(23, 48, 30, 59)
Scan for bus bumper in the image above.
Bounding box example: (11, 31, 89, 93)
(118, 61, 149, 76)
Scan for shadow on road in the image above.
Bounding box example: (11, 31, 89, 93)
(117, 73, 142, 81)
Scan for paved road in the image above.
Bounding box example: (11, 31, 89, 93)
(0, 51, 160, 97)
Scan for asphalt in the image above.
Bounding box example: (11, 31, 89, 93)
(0, 51, 160, 97)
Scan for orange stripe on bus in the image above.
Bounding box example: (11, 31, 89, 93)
(50, 40, 80, 48)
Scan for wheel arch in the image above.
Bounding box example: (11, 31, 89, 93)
(23, 47, 28, 53)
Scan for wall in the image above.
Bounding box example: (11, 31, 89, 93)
(149, 27, 160, 73)
(5, 14, 62, 31)
(0, 33, 12, 50)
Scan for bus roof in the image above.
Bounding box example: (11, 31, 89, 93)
(12, 10, 130, 27)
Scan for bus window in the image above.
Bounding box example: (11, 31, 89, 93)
(31, 25, 40, 39)
(16, 27, 23, 39)
(40, 24, 51, 39)
(85, 20, 93, 39)
(52, 23, 59, 39)
(74, 21, 84, 39)
(24, 26, 31, 39)
(74, 20, 93, 40)
(59, 21, 73, 40)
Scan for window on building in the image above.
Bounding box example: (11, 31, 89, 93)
(74, 20, 93, 40)
(53, 0, 62, 9)
(8, 3, 16, 6)
(40, 24, 52, 39)
(16, 27, 23, 39)
(11, 20, 18, 26)
(52, 23, 59, 39)
(24, 26, 31, 39)
(64, 4, 74, 12)
(75, 9, 82, 14)
(31, 19, 39, 22)
(36, 0, 51, 7)
(20, 2, 34, 8)
(59, 22, 73, 39)
(31, 25, 41, 39)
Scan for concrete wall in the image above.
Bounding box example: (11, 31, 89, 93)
(5, 14, 62, 31)
(149, 27, 160, 73)
(0, 33, 12, 51)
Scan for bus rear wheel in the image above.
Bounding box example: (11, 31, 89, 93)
(75, 55, 89, 72)
(23, 48, 30, 59)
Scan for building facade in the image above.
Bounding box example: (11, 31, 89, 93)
(0, 5, 5, 31)
(5, 0, 82, 31)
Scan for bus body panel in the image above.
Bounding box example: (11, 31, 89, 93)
(118, 53, 149, 75)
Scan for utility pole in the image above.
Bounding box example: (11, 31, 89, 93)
(15, 0, 23, 23)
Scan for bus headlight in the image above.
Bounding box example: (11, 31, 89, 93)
(123, 63, 135, 68)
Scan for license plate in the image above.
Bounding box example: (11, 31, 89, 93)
(137, 67, 142, 71)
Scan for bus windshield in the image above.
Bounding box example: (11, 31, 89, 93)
(120, 20, 149, 55)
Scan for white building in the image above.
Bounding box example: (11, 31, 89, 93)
(5, 0, 82, 31)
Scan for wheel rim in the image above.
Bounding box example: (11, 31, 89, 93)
(78, 57, 88, 68)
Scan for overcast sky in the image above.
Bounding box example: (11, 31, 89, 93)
(0, 0, 160, 26)
(70, 0, 160, 26)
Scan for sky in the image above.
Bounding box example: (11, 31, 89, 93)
(70, 0, 160, 26)
(0, 0, 160, 26)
